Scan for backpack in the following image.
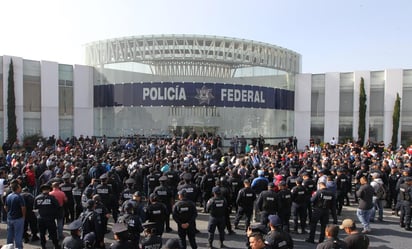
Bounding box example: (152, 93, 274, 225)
(375, 183, 388, 200)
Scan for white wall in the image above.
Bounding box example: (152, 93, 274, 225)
(324, 72, 340, 142)
(41, 61, 59, 137)
(73, 65, 94, 136)
(294, 73, 311, 149)
(384, 69, 403, 146)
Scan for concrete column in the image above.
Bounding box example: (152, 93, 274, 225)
(294, 73, 312, 149)
(40, 61, 59, 137)
(73, 64, 94, 136)
(324, 72, 340, 142)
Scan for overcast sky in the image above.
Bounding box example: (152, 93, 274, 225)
(1, 0, 411, 73)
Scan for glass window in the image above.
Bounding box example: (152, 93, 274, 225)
(311, 74, 325, 117)
(369, 71, 384, 116)
(58, 64, 73, 138)
(23, 61, 41, 112)
(401, 70, 412, 145)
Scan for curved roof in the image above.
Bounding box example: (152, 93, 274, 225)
(85, 34, 301, 74)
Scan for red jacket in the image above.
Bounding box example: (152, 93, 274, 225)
(25, 169, 36, 187)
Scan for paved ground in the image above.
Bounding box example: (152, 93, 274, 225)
(0, 200, 410, 249)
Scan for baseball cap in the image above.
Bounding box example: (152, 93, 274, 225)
(268, 214, 282, 226)
(339, 219, 355, 229)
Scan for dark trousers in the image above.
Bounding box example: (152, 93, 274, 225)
(38, 217, 59, 248)
(208, 216, 225, 244)
(178, 222, 197, 249)
(292, 203, 307, 231)
(24, 211, 38, 236)
(278, 211, 291, 232)
(74, 203, 83, 219)
(336, 192, 345, 215)
(260, 210, 274, 226)
(234, 207, 253, 230)
(225, 209, 232, 232)
(400, 201, 411, 227)
(308, 208, 329, 243)
(64, 201, 75, 223)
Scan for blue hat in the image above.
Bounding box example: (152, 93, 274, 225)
(212, 186, 221, 193)
(177, 189, 187, 196)
(65, 219, 82, 230)
(268, 214, 282, 226)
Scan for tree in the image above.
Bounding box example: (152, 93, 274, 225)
(392, 93, 401, 147)
(7, 59, 17, 144)
(358, 77, 367, 145)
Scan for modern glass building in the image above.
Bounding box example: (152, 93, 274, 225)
(1, 34, 411, 148)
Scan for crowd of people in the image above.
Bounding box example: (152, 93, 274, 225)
(1, 133, 412, 249)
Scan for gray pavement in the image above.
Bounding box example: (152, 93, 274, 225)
(0, 201, 410, 249)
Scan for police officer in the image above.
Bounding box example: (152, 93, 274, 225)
(206, 186, 228, 249)
(234, 179, 256, 231)
(264, 215, 294, 249)
(121, 191, 146, 222)
(291, 177, 307, 234)
(154, 175, 174, 232)
(215, 177, 235, 235)
(146, 193, 168, 237)
(34, 184, 61, 249)
(335, 168, 350, 216)
(256, 182, 278, 226)
(305, 182, 335, 244)
(21, 187, 39, 242)
(177, 173, 199, 204)
(172, 189, 198, 249)
(61, 173, 75, 223)
(277, 181, 292, 232)
(62, 219, 83, 249)
(399, 177, 412, 230)
(79, 199, 105, 248)
(109, 223, 135, 249)
(120, 178, 136, 206)
(93, 194, 110, 234)
(72, 180, 84, 219)
(302, 172, 316, 223)
(140, 222, 162, 249)
(200, 167, 215, 212)
(146, 168, 160, 196)
(117, 202, 143, 245)
(95, 173, 112, 214)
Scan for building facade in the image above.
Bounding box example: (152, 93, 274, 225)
(1, 35, 411, 149)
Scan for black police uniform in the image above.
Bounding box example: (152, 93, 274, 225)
(291, 184, 307, 233)
(34, 190, 60, 249)
(94, 198, 110, 234)
(388, 170, 401, 210)
(153, 177, 173, 231)
(200, 172, 215, 212)
(72, 183, 84, 219)
(21, 189, 39, 242)
(79, 203, 104, 248)
(146, 199, 168, 236)
(172, 195, 198, 249)
(335, 173, 350, 215)
(399, 182, 412, 229)
(277, 187, 292, 232)
(206, 189, 228, 248)
(302, 177, 316, 222)
(306, 188, 334, 243)
(256, 188, 278, 225)
(61, 174, 75, 222)
(316, 238, 348, 249)
(234, 185, 256, 230)
(147, 171, 160, 196)
(61, 220, 83, 249)
(117, 211, 143, 245)
(264, 229, 294, 249)
(110, 223, 134, 249)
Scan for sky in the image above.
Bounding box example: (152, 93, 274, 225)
(1, 0, 411, 73)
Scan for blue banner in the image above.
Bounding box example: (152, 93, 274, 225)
(94, 82, 294, 110)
